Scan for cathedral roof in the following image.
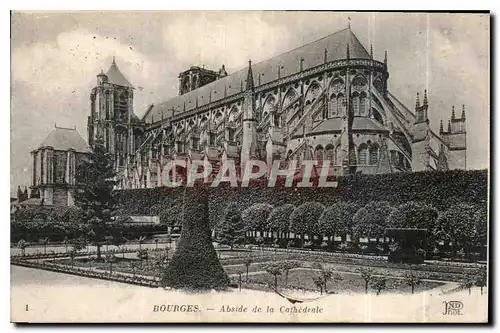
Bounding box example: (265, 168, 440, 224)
(38, 126, 89, 153)
(143, 28, 370, 123)
(106, 59, 134, 88)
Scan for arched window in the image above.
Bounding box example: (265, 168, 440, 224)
(315, 145, 324, 165)
(352, 92, 360, 116)
(369, 144, 379, 165)
(359, 92, 367, 116)
(337, 94, 345, 116)
(358, 144, 368, 165)
(372, 109, 384, 124)
(329, 94, 337, 118)
(325, 144, 335, 161)
(335, 145, 342, 165)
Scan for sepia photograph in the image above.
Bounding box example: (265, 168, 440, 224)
(9, 10, 490, 323)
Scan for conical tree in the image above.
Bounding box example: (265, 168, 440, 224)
(162, 186, 229, 290)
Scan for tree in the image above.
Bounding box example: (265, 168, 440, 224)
(371, 277, 387, 295)
(63, 236, 70, 253)
(162, 187, 229, 290)
(474, 267, 487, 295)
(404, 270, 421, 294)
(352, 201, 393, 242)
(39, 237, 50, 255)
(154, 238, 159, 251)
(387, 201, 439, 230)
(387, 202, 439, 250)
(136, 249, 148, 268)
(236, 270, 243, 291)
(313, 275, 324, 294)
(435, 203, 478, 259)
(265, 263, 282, 290)
(105, 251, 116, 275)
(290, 202, 325, 247)
(460, 272, 476, 295)
(241, 203, 274, 237)
(268, 204, 295, 242)
(318, 202, 359, 245)
(244, 256, 253, 281)
(359, 267, 375, 294)
(280, 260, 300, 286)
(73, 135, 122, 260)
(69, 248, 77, 268)
(218, 207, 246, 250)
(17, 239, 27, 256)
(137, 236, 146, 250)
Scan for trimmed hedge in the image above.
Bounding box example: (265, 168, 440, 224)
(161, 187, 230, 290)
(113, 170, 488, 226)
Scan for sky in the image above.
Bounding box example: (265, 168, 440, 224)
(10, 11, 490, 196)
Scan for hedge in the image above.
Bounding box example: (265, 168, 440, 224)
(112, 169, 488, 226)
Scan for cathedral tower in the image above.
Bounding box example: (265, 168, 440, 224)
(87, 58, 140, 169)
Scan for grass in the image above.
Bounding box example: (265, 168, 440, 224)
(246, 268, 445, 294)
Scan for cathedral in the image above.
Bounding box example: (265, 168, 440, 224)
(28, 26, 467, 204)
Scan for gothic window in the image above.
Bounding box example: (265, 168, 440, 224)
(337, 94, 345, 116)
(330, 77, 344, 94)
(328, 94, 337, 118)
(215, 111, 223, 124)
(263, 96, 276, 122)
(305, 82, 321, 106)
(228, 128, 235, 141)
(358, 144, 368, 165)
(325, 144, 335, 161)
(352, 92, 360, 116)
(390, 150, 398, 166)
(372, 109, 384, 124)
(373, 77, 384, 93)
(359, 92, 367, 116)
(273, 113, 280, 127)
(177, 142, 184, 153)
(335, 145, 342, 165)
(351, 75, 367, 90)
(315, 145, 324, 165)
(282, 89, 298, 124)
(191, 137, 199, 150)
(369, 144, 379, 165)
(209, 132, 216, 146)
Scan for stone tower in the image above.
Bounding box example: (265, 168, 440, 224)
(87, 58, 137, 169)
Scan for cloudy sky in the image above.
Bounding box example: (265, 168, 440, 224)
(10, 11, 489, 196)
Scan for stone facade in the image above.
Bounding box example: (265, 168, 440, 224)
(83, 27, 467, 190)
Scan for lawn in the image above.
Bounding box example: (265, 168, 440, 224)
(246, 268, 445, 294)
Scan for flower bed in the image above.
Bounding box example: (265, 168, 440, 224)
(11, 247, 167, 260)
(245, 268, 444, 294)
(11, 259, 159, 288)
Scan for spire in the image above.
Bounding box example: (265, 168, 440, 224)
(209, 90, 212, 103)
(370, 44, 373, 59)
(224, 85, 227, 97)
(423, 89, 428, 107)
(195, 96, 199, 108)
(448, 120, 451, 132)
(384, 50, 388, 67)
(451, 105, 456, 119)
(439, 120, 444, 134)
(277, 65, 281, 79)
(324, 48, 328, 63)
(183, 101, 186, 112)
(112, 56, 116, 65)
(415, 92, 420, 108)
(348, 16, 351, 29)
(346, 43, 350, 60)
(462, 104, 466, 119)
(300, 57, 304, 71)
(246, 60, 254, 91)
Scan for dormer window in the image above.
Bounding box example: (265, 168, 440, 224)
(191, 137, 199, 150)
(228, 128, 235, 141)
(209, 133, 216, 146)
